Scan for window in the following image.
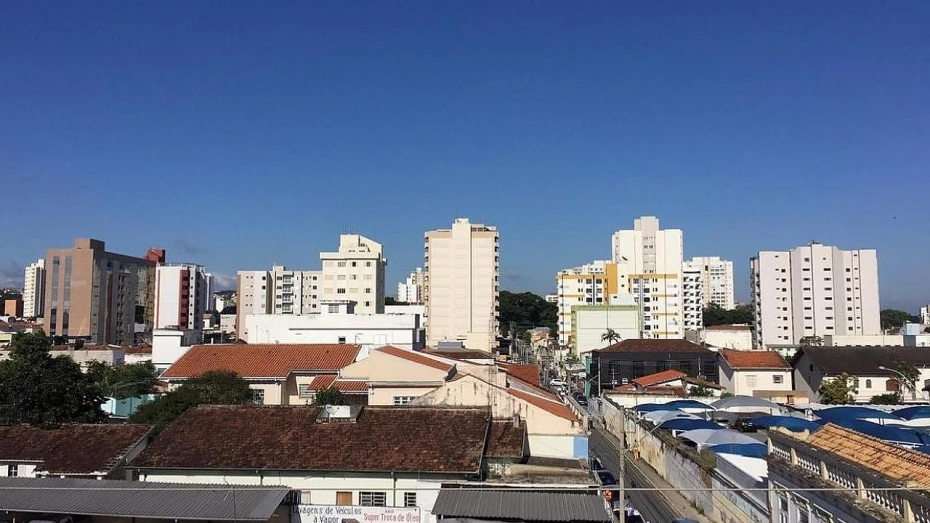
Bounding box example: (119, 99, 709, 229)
(250, 389, 265, 404)
(359, 492, 386, 506)
(337, 288, 346, 294)
(865, 379, 872, 388)
(8, 464, 18, 477)
(365, 288, 371, 294)
(337, 261, 346, 267)
(299, 490, 312, 503)
(746, 375, 758, 387)
(366, 261, 372, 267)
(351, 261, 357, 267)
(338, 336, 347, 344)
(392, 396, 415, 406)
(403, 492, 417, 507)
(773, 375, 784, 384)
(336, 492, 352, 505)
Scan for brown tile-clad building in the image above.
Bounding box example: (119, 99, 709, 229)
(43, 238, 163, 345)
(0, 424, 153, 479)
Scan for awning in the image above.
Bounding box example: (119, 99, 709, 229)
(0, 477, 290, 520)
(433, 489, 610, 523)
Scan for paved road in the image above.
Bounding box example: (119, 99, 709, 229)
(589, 426, 709, 523)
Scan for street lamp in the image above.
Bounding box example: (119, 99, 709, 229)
(878, 366, 913, 402)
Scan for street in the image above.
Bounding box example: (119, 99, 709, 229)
(589, 426, 708, 523)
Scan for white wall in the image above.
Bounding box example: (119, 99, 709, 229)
(0, 463, 38, 478)
(245, 313, 422, 350)
(152, 329, 194, 372)
(572, 307, 639, 355)
(704, 328, 753, 350)
(824, 334, 904, 346)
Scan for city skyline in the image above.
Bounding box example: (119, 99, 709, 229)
(2, 3, 928, 311)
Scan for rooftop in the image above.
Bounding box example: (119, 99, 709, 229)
(633, 369, 687, 387)
(720, 349, 790, 370)
(0, 424, 152, 475)
(595, 339, 712, 354)
(132, 405, 489, 473)
(706, 324, 752, 331)
(377, 345, 454, 372)
(793, 346, 930, 375)
(161, 344, 361, 379)
(486, 420, 527, 459)
(498, 363, 541, 387)
(432, 489, 610, 523)
(806, 423, 930, 488)
(307, 374, 368, 393)
(0, 477, 288, 521)
(507, 388, 577, 422)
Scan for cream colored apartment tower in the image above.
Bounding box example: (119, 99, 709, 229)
(319, 234, 386, 314)
(23, 258, 46, 319)
(611, 216, 684, 339)
(555, 261, 617, 346)
(751, 243, 880, 348)
(424, 218, 499, 352)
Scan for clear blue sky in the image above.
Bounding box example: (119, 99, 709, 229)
(2, 2, 928, 310)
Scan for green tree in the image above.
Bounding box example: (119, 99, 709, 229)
(498, 291, 557, 336)
(688, 385, 716, 398)
(881, 309, 920, 331)
(889, 361, 919, 401)
(818, 372, 858, 405)
(799, 336, 824, 347)
(600, 329, 621, 345)
(129, 370, 253, 430)
(86, 360, 158, 399)
(869, 393, 899, 405)
(702, 304, 753, 327)
(0, 332, 105, 427)
(313, 386, 348, 406)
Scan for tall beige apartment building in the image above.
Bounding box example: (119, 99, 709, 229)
(320, 234, 387, 314)
(22, 258, 45, 319)
(43, 238, 161, 345)
(424, 218, 499, 352)
(236, 265, 321, 341)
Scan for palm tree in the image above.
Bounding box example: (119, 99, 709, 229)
(601, 329, 621, 345)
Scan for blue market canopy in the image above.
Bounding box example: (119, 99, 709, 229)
(679, 428, 759, 447)
(708, 443, 768, 458)
(894, 406, 930, 421)
(662, 399, 715, 411)
(645, 410, 700, 424)
(817, 406, 904, 423)
(658, 418, 723, 432)
(752, 415, 824, 433)
(633, 403, 679, 413)
(824, 419, 930, 446)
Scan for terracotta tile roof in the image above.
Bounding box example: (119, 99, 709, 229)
(683, 376, 724, 389)
(596, 339, 712, 354)
(124, 345, 152, 354)
(131, 405, 489, 473)
(633, 370, 686, 387)
(486, 420, 526, 459)
(706, 324, 752, 331)
(807, 424, 930, 488)
(377, 346, 453, 372)
(0, 424, 152, 476)
(720, 349, 789, 369)
(161, 344, 361, 379)
(307, 375, 368, 393)
(498, 363, 541, 387)
(611, 385, 687, 397)
(424, 349, 496, 360)
(507, 389, 577, 422)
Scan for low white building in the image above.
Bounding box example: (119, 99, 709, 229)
(718, 349, 792, 398)
(245, 301, 424, 351)
(824, 334, 906, 346)
(151, 329, 202, 373)
(703, 325, 753, 350)
(571, 304, 639, 357)
(792, 346, 930, 403)
(131, 405, 505, 523)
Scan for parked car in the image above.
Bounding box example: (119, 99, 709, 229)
(549, 379, 566, 388)
(732, 417, 758, 433)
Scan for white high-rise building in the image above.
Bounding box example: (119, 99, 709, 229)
(320, 234, 386, 314)
(682, 262, 703, 331)
(685, 257, 735, 310)
(751, 243, 880, 348)
(920, 305, 930, 326)
(396, 268, 425, 304)
(236, 265, 321, 341)
(611, 216, 684, 339)
(154, 263, 209, 330)
(424, 218, 499, 352)
(22, 259, 45, 319)
(203, 272, 215, 311)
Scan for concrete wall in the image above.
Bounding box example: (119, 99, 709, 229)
(246, 313, 422, 351)
(571, 306, 639, 355)
(705, 328, 753, 350)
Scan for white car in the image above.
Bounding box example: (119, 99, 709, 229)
(549, 379, 566, 388)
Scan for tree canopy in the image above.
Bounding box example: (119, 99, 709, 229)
(313, 386, 348, 406)
(818, 372, 858, 405)
(129, 370, 253, 430)
(86, 360, 158, 399)
(0, 332, 105, 427)
(601, 329, 622, 345)
(880, 309, 921, 331)
(702, 304, 753, 327)
(498, 291, 557, 337)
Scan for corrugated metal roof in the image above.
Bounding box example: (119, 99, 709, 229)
(0, 477, 290, 520)
(431, 489, 610, 523)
